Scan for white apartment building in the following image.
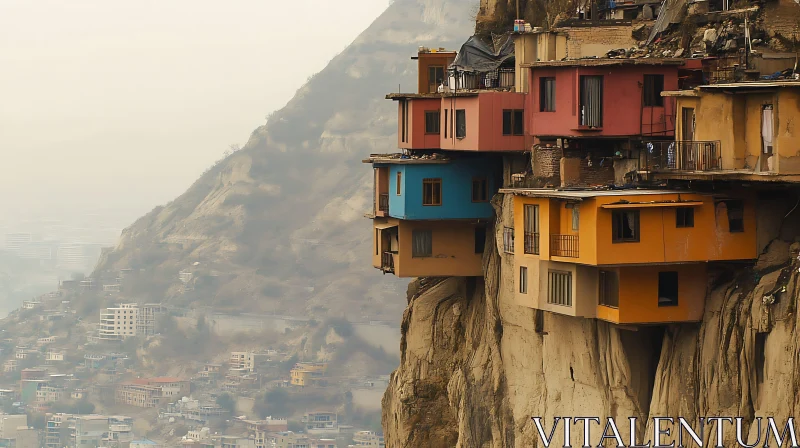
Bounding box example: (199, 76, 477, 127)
(98, 304, 139, 340)
(229, 352, 257, 372)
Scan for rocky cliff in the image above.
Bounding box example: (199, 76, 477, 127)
(90, 0, 475, 320)
(383, 192, 800, 447)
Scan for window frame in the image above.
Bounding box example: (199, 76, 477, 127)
(428, 65, 445, 93)
(502, 109, 525, 136)
(540, 77, 556, 112)
(396, 171, 402, 196)
(455, 109, 466, 139)
(424, 110, 441, 134)
(519, 266, 528, 294)
(611, 209, 640, 243)
(411, 229, 432, 258)
(471, 177, 489, 202)
(547, 270, 573, 307)
(599, 270, 619, 308)
(422, 178, 442, 206)
(676, 207, 694, 228)
(726, 200, 745, 233)
(643, 74, 665, 107)
(657, 271, 679, 307)
(444, 109, 448, 139)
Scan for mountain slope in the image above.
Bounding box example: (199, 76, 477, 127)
(93, 0, 476, 321)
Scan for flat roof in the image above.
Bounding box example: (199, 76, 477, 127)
(498, 188, 702, 200)
(661, 89, 698, 97)
(700, 80, 800, 90)
(522, 58, 685, 68)
(362, 153, 450, 165)
(385, 92, 477, 100)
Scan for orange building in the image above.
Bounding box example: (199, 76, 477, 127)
(373, 218, 485, 278)
(504, 189, 757, 324)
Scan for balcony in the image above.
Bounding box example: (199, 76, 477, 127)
(524, 232, 539, 255)
(642, 140, 722, 172)
(378, 193, 389, 213)
(550, 235, 579, 258)
(381, 252, 395, 273)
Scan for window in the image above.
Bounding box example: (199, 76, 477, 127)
(472, 178, 488, 202)
(428, 65, 445, 93)
(412, 229, 432, 257)
(502, 109, 524, 136)
(658, 271, 679, 307)
(425, 110, 440, 134)
(524, 204, 539, 255)
(422, 178, 442, 206)
(519, 266, 528, 294)
(599, 270, 619, 308)
(579, 75, 603, 127)
(727, 200, 744, 232)
(548, 270, 572, 306)
(612, 210, 640, 243)
(643, 74, 665, 107)
(474, 226, 486, 254)
(540, 77, 556, 112)
(676, 208, 694, 228)
(444, 109, 448, 139)
(455, 109, 466, 139)
(571, 207, 579, 231)
(503, 227, 515, 254)
(396, 171, 402, 195)
(375, 229, 379, 255)
(400, 100, 408, 143)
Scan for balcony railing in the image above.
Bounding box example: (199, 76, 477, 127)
(524, 232, 539, 255)
(642, 140, 722, 172)
(378, 193, 389, 213)
(551, 235, 579, 258)
(503, 227, 514, 254)
(381, 252, 395, 273)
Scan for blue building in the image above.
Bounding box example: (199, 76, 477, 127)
(368, 154, 501, 220)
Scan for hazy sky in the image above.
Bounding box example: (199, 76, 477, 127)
(0, 0, 390, 228)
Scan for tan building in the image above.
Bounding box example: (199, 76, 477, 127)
(98, 303, 139, 340)
(116, 377, 189, 407)
(290, 362, 327, 387)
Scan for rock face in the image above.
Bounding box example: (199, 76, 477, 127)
(383, 193, 800, 447)
(91, 0, 475, 320)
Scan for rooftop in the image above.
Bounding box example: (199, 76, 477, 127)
(499, 188, 707, 200)
(362, 153, 450, 165)
(699, 80, 800, 90)
(522, 58, 685, 68)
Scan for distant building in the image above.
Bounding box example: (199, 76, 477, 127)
(349, 431, 386, 447)
(302, 411, 339, 435)
(45, 351, 64, 363)
(115, 378, 189, 408)
(137, 304, 165, 337)
(290, 362, 327, 387)
(97, 303, 139, 340)
(229, 352, 257, 373)
(131, 439, 164, 448)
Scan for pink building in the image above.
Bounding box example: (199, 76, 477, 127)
(526, 59, 682, 140)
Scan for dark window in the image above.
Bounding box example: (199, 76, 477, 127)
(579, 75, 603, 127)
(425, 110, 440, 134)
(428, 66, 445, 93)
(400, 100, 408, 143)
(455, 109, 466, 139)
(540, 77, 556, 112)
(643, 74, 665, 107)
(599, 270, 619, 308)
(472, 178, 488, 202)
(657, 271, 679, 306)
(422, 178, 442, 206)
(519, 266, 528, 294)
(503, 227, 515, 254)
(676, 208, 694, 228)
(444, 109, 448, 139)
(396, 171, 402, 195)
(612, 210, 640, 243)
(474, 226, 486, 254)
(502, 109, 524, 136)
(411, 230, 432, 258)
(727, 200, 744, 232)
(524, 205, 539, 255)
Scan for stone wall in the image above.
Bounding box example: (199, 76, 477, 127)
(533, 146, 562, 186)
(558, 25, 636, 58)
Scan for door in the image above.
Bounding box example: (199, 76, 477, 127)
(762, 105, 774, 172)
(579, 76, 603, 128)
(680, 108, 695, 170)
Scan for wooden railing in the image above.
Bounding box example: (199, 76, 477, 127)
(550, 235, 579, 258)
(381, 252, 395, 273)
